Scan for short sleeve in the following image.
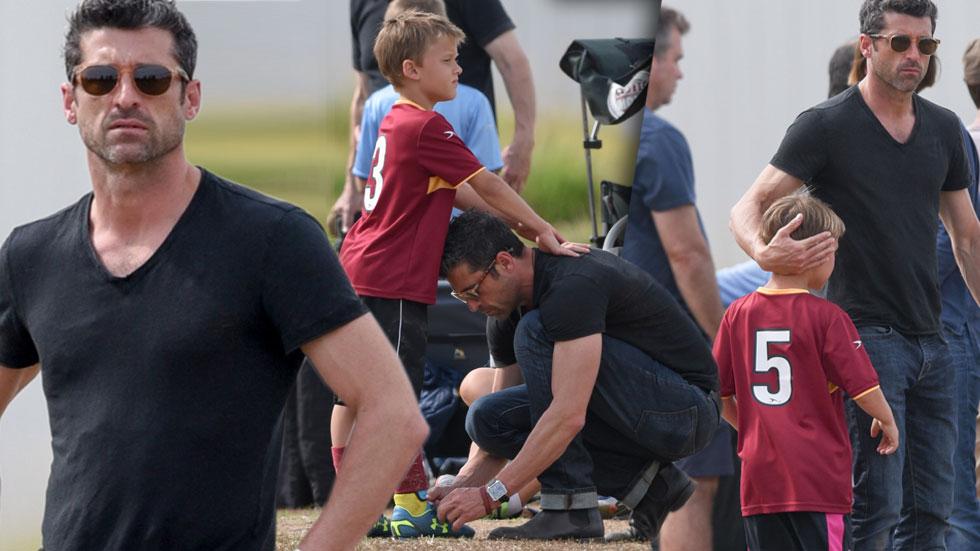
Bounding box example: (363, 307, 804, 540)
(453, 0, 515, 47)
(633, 120, 695, 212)
(418, 114, 485, 186)
(713, 313, 735, 397)
(821, 307, 880, 398)
(769, 109, 830, 183)
(941, 122, 974, 192)
(261, 209, 369, 353)
(0, 236, 39, 368)
(353, 94, 385, 179)
(538, 275, 607, 341)
(460, 92, 503, 171)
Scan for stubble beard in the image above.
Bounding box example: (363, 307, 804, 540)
(872, 56, 923, 94)
(81, 111, 184, 167)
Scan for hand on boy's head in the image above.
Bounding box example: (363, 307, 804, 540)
(870, 418, 899, 455)
(758, 213, 837, 274)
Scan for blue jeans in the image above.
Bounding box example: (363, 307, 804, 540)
(467, 310, 719, 509)
(945, 322, 980, 551)
(846, 326, 954, 550)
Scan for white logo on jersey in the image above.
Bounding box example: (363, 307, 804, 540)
(853, 340, 863, 349)
(443, 131, 455, 139)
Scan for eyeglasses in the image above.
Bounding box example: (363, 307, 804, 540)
(869, 34, 940, 55)
(450, 258, 497, 303)
(73, 64, 190, 96)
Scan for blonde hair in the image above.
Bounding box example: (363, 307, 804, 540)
(761, 190, 845, 245)
(373, 10, 464, 87)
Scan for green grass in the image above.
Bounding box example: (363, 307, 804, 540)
(184, 104, 637, 243)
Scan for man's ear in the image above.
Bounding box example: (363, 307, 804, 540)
(496, 250, 516, 271)
(183, 79, 202, 120)
(61, 82, 78, 125)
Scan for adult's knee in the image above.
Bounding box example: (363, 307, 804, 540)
(513, 311, 551, 364)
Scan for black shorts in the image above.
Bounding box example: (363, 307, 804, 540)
(743, 511, 851, 551)
(334, 296, 428, 404)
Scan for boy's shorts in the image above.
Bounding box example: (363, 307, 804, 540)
(743, 511, 851, 551)
(334, 296, 428, 404)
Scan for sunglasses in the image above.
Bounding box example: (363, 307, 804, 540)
(450, 258, 497, 303)
(74, 64, 190, 97)
(869, 34, 940, 55)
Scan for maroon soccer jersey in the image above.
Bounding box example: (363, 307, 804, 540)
(340, 100, 485, 304)
(713, 288, 880, 516)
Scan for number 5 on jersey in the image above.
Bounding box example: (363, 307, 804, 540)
(753, 329, 792, 406)
(364, 136, 387, 212)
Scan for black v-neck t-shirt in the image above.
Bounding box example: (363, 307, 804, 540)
(0, 169, 367, 550)
(771, 86, 971, 335)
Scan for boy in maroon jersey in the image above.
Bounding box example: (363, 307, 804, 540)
(335, 9, 579, 539)
(713, 193, 899, 551)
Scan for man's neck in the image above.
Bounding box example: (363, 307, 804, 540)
(88, 148, 200, 237)
(516, 250, 536, 308)
(971, 109, 980, 131)
(859, 74, 914, 120)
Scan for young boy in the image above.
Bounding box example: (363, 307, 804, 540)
(713, 193, 899, 551)
(335, 9, 577, 539)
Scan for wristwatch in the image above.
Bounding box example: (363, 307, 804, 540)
(486, 479, 509, 503)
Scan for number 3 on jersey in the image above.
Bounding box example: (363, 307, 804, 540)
(753, 329, 792, 406)
(364, 136, 387, 212)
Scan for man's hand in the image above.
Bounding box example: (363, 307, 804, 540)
(514, 223, 585, 257)
(500, 139, 532, 193)
(756, 213, 837, 274)
(327, 182, 363, 236)
(436, 487, 491, 530)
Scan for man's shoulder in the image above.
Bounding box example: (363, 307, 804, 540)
(203, 169, 300, 216)
(3, 195, 89, 259)
(642, 110, 689, 150)
(914, 94, 965, 129)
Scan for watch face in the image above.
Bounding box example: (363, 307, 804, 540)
(487, 480, 507, 501)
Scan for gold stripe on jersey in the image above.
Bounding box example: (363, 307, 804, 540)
(427, 167, 486, 194)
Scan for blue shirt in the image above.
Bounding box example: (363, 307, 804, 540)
(621, 109, 706, 309)
(353, 83, 503, 179)
(937, 125, 980, 329)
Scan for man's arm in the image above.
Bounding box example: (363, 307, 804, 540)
(436, 334, 600, 528)
(485, 30, 535, 193)
(939, 188, 980, 305)
(0, 363, 39, 418)
(652, 205, 724, 340)
(730, 164, 837, 274)
(297, 314, 429, 551)
(328, 72, 371, 235)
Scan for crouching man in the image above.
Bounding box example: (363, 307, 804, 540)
(430, 210, 721, 541)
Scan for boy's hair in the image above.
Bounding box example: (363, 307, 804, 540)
(761, 191, 846, 246)
(384, 0, 447, 21)
(440, 210, 525, 278)
(64, 0, 197, 81)
(373, 10, 465, 87)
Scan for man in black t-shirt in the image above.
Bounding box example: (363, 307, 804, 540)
(332, 0, 537, 231)
(429, 210, 720, 541)
(0, 1, 428, 550)
(730, 1, 980, 548)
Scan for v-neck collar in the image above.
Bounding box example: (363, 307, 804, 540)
(81, 170, 207, 283)
(852, 86, 921, 148)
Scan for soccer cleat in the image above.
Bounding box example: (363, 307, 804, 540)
(389, 491, 475, 538)
(366, 515, 391, 538)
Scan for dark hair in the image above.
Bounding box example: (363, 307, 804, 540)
(440, 210, 525, 278)
(761, 191, 845, 246)
(859, 0, 937, 35)
(969, 84, 980, 109)
(654, 7, 690, 58)
(64, 0, 197, 81)
(829, 41, 858, 97)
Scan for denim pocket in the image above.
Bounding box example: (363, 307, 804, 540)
(859, 325, 894, 338)
(634, 405, 698, 460)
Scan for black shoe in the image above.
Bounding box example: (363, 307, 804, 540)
(630, 463, 695, 540)
(487, 508, 604, 541)
(603, 518, 647, 542)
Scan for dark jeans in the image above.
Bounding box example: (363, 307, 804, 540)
(847, 326, 954, 550)
(467, 310, 719, 509)
(945, 321, 980, 551)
